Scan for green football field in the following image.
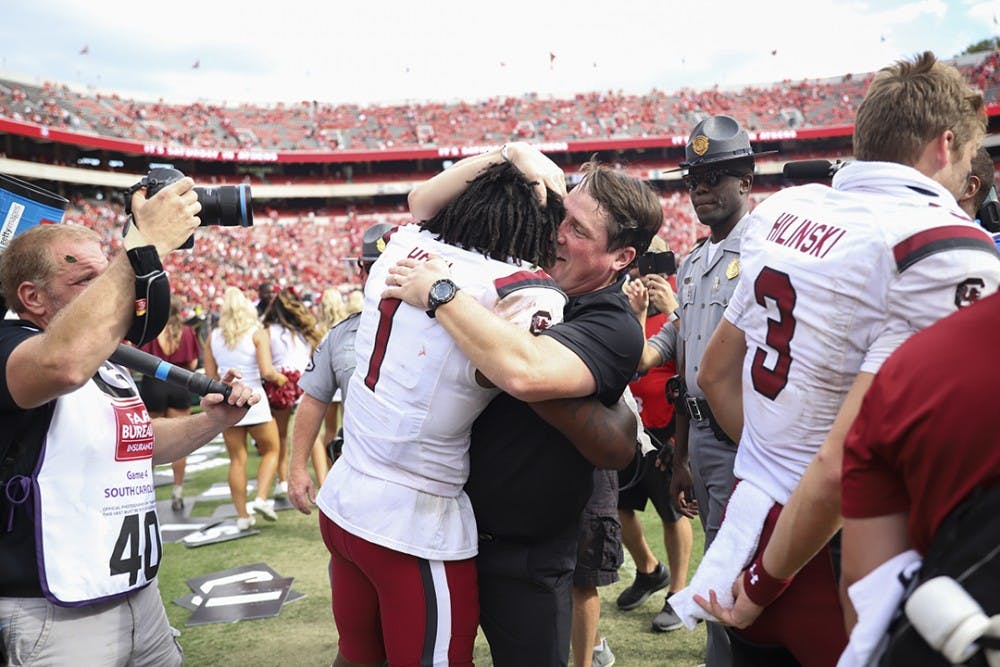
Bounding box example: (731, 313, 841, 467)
(156, 440, 708, 666)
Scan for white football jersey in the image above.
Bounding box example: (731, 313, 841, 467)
(727, 162, 1000, 503)
(317, 223, 566, 559)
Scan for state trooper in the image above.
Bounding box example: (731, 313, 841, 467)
(633, 114, 771, 667)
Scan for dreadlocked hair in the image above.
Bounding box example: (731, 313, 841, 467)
(419, 161, 563, 267)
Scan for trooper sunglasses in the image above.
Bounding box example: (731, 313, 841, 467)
(682, 168, 746, 191)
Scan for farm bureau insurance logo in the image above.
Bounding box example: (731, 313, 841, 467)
(113, 397, 155, 461)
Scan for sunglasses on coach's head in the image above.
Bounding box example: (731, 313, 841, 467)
(682, 168, 746, 191)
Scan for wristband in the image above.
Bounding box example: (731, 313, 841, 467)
(126, 245, 163, 276)
(742, 553, 793, 607)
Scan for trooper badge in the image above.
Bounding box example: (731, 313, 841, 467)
(691, 135, 710, 156)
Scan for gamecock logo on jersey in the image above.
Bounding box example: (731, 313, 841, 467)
(954, 278, 986, 308)
(530, 310, 553, 334)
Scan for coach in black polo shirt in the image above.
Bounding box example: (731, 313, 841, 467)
(387, 142, 663, 666)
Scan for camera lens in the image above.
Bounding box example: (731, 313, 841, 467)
(194, 184, 253, 228)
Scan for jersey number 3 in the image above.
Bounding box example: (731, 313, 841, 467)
(751, 267, 797, 400)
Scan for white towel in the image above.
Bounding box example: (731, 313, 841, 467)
(837, 549, 922, 667)
(621, 387, 656, 456)
(670, 480, 775, 629)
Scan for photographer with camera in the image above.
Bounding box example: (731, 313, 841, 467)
(0, 176, 258, 666)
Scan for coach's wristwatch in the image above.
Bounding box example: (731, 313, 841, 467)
(426, 278, 460, 318)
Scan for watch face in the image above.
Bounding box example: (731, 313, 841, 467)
(430, 280, 455, 302)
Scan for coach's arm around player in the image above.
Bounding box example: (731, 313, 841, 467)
(384, 254, 637, 470)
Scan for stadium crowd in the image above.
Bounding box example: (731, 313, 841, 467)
(1, 51, 997, 151)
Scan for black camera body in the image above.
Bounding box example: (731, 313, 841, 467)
(127, 168, 253, 249)
(637, 250, 677, 276)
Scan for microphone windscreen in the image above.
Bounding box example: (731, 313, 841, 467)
(783, 160, 835, 180)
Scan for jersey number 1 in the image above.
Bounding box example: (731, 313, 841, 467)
(751, 267, 797, 400)
(364, 297, 402, 391)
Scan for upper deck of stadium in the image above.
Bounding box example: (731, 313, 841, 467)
(1, 50, 997, 160)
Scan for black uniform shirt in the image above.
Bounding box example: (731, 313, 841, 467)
(466, 276, 642, 540)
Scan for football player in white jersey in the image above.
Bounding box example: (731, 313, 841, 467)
(686, 52, 1000, 666)
(391, 145, 662, 666)
(314, 161, 569, 667)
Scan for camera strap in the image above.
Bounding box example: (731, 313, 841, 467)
(124, 245, 170, 346)
(122, 181, 146, 218)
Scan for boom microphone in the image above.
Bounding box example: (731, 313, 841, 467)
(110, 344, 233, 400)
(782, 159, 846, 180)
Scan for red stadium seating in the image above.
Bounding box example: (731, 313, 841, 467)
(3, 52, 996, 152)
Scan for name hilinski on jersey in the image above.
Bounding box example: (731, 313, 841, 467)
(766, 212, 847, 258)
